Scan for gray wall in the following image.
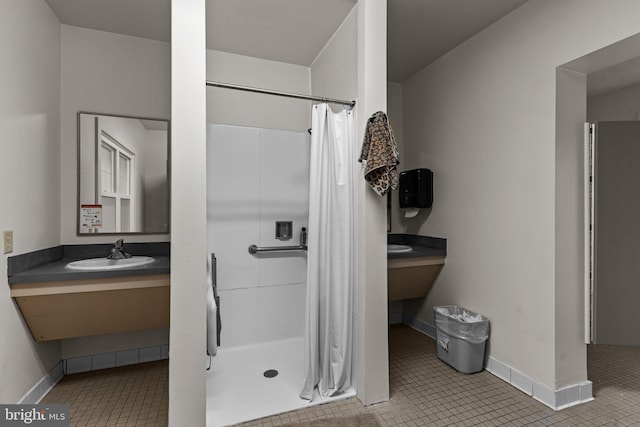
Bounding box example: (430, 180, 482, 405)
(0, 0, 62, 403)
(401, 0, 640, 390)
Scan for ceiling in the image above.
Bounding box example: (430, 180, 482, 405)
(45, 0, 531, 83)
(43, 0, 640, 91)
(387, 0, 528, 81)
(44, 0, 171, 44)
(206, 0, 357, 66)
(587, 55, 640, 97)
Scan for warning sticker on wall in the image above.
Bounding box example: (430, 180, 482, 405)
(80, 204, 102, 233)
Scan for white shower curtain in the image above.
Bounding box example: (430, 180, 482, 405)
(300, 103, 355, 400)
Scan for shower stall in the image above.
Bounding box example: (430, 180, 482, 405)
(205, 123, 312, 426)
(205, 103, 356, 425)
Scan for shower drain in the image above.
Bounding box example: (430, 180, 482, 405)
(263, 369, 279, 378)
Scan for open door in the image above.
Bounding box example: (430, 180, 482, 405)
(587, 121, 640, 346)
(584, 123, 594, 344)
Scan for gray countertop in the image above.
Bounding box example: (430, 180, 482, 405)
(7, 242, 170, 285)
(9, 256, 170, 284)
(8, 237, 444, 283)
(387, 234, 447, 260)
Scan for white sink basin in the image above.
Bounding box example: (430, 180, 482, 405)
(65, 256, 155, 271)
(387, 244, 413, 254)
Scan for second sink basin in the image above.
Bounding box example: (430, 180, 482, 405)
(66, 256, 155, 271)
(387, 244, 413, 254)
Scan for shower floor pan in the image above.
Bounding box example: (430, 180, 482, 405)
(206, 336, 355, 426)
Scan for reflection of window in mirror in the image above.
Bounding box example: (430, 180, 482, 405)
(118, 153, 132, 197)
(98, 130, 135, 232)
(101, 144, 115, 193)
(78, 112, 170, 235)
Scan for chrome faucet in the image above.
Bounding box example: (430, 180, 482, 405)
(107, 239, 132, 260)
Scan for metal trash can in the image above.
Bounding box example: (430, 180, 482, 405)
(434, 305, 489, 374)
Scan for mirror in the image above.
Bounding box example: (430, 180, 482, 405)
(77, 112, 170, 235)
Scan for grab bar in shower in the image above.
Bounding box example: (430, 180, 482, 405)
(248, 244, 308, 254)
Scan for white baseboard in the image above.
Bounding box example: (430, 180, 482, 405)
(18, 361, 64, 404)
(403, 315, 593, 411)
(486, 357, 593, 410)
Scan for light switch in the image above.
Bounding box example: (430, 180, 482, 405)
(3, 230, 13, 254)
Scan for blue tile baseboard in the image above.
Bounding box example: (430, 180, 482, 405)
(402, 313, 435, 338)
(18, 361, 64, 404)
(64, 344, 170, 375)
(388, 311, 403, 325)
(19, 344, 170, 403)
(402, 315, 593, 411)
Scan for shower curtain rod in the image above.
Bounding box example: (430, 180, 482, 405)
(205, 80, 356, 108)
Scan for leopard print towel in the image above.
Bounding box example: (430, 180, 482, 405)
(359, 111, 399, 196)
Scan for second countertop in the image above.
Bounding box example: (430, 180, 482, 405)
(387, 233, 446, 259)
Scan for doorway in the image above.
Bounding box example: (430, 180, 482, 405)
(587, 121, 640, 346)
(584, 121, 640, 403)
(556, 33, 640, 403)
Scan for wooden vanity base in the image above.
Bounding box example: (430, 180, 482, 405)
(387, 257, 445, 301)
(11, 274, 170, 341)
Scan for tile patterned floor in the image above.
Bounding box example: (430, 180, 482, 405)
(242, 325, 640, 427)
(40, 360, 168, 426)
(40, 324, 640, 426)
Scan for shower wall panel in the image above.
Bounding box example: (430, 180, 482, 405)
(207, 123, 310, 347)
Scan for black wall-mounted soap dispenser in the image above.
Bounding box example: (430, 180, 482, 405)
(399, 168, 433, 208)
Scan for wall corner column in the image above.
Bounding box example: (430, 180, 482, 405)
(356, 0, 390, 406)
(554, 67, 589, 389)
(169, 0, 207, 425)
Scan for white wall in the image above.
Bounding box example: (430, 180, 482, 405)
(588, 82, 640, 121)
(0, 0, 62, 403)
(60, 25, 171, 244)
(207, 124, 309, 347)
(402, 0, 640, 391)
(206, 50, 311, 131)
